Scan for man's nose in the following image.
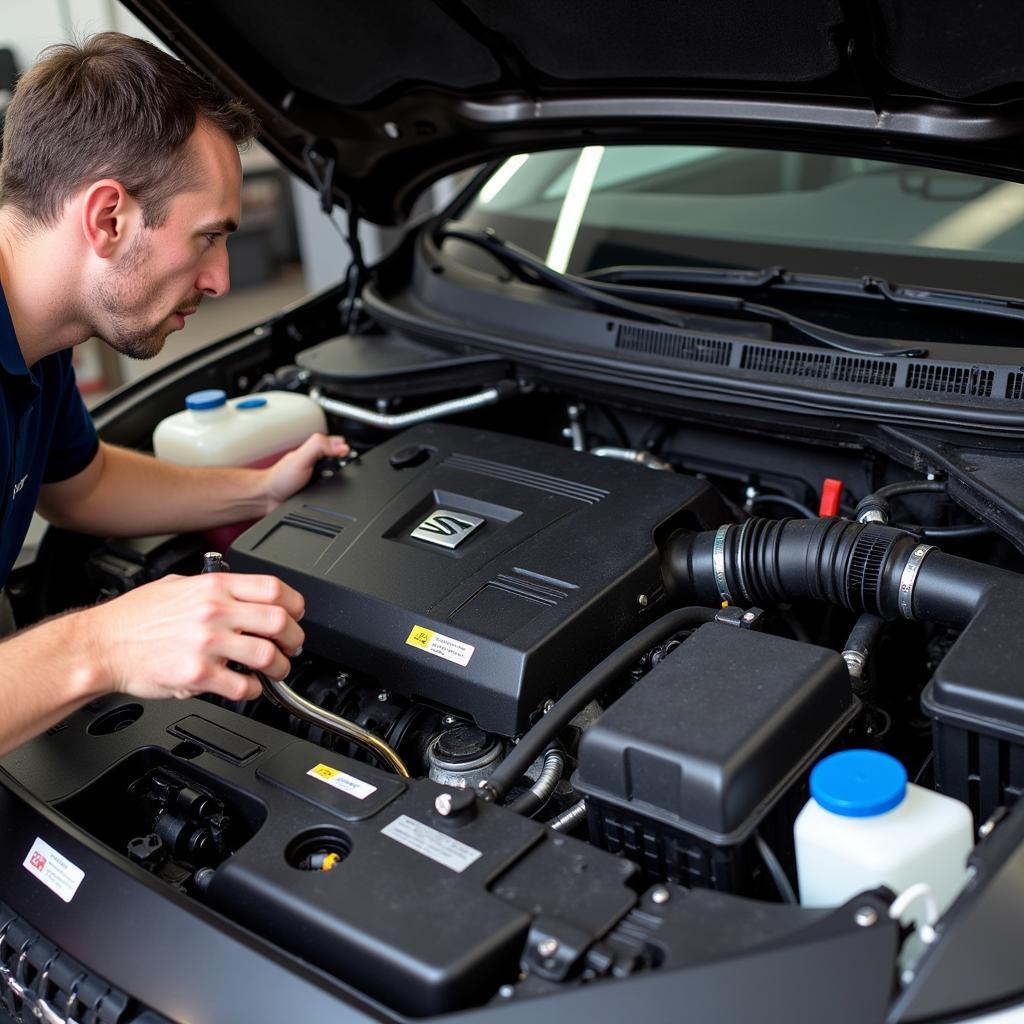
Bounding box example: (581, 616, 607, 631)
(196, 247, 230, 298)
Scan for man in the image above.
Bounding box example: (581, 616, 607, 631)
(0, 33, 347, 755)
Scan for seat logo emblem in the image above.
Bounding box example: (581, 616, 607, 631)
(411, 509, 485, 549)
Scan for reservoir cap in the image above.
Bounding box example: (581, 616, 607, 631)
(186, 389, 227, 411)
(236, 397, 268, 410)
(810, 749, 907, 817)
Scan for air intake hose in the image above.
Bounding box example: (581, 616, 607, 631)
(665, 517, 1008, 630)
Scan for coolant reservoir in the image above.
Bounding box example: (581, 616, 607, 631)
(794, 749, 973, 912)
(153, 389, 326, 468)
(153, 389, 327, 549)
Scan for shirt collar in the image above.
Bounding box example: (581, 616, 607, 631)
(0, 282, 29, 378)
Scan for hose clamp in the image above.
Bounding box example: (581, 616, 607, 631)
(898, 544, 935, 620)
(712, 525, 733, 605)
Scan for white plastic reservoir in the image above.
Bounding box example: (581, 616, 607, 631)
(794, 749, 973, 913)
(153, 389, 327, 469)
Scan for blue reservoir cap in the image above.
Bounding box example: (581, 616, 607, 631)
(236, 397, 268, 409)
(186, 389, 227, 411)
(810, 749, 907, 818)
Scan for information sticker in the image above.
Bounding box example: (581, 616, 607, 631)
(405, 625, 475, 667)
(381, 815, 482, 873)
(307, 762, 378, 800)
(23, 837, 84, 903)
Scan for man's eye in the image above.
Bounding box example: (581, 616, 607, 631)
(203, 233, 221, 246)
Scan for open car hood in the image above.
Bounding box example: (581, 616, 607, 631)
(122, 0, 1024, 224)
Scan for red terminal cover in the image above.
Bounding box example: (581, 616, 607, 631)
(819, 478, 843, 517)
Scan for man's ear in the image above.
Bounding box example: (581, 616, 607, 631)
(80, 179, 140, 258)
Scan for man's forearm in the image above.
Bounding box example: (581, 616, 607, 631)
(0, 610, 106, 757)
(38, 442, 270, 537)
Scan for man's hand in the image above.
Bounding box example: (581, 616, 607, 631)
(260, 432, 350, 512)
(85, 572, 306, 702)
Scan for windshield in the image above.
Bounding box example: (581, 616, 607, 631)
(453, 146, 1024, 300)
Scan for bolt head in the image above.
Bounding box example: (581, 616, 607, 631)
(442, 714, 458, 726)
(435, 793, 453, 816)
(536, 937, 560, 958)
(498, 985, 515, 999)
(377, 690, 390, 702)
(742, 611, 756, 623)
(542, 699, 555, 714)
(854, 906, 879, 928)
(637, 593, 649, 609)
(650, 886, 671, 905)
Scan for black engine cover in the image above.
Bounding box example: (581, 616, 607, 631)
(229, 424, 722, 733)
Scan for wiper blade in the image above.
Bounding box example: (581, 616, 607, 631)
(590, 263, 1024, 328)
(437, 228, 926, 358)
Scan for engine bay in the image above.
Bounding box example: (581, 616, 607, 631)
(4, 342, 1024, 1023)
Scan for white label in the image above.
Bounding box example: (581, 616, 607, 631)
(381, 814, 482, 873)
(306, 763, 378, 800)
(405, 625, 475, 667)
(22, 837, 84, 903)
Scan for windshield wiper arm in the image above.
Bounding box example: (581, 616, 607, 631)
(590, 263, 1024, 329)
(437, 228, 926, 358)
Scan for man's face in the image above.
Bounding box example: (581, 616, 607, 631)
(94, 121, 242, 360)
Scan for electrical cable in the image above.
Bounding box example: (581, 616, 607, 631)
(755, 831, 797, 904)
(746, 494, 817, 519)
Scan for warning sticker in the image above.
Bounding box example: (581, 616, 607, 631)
(381, 814, 482, 873)
(23, 837, 84, 903)
(405, 625, 475, 667)
(307, 763, 378, 800)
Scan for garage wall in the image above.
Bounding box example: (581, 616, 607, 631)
(2, 0, 160, 73)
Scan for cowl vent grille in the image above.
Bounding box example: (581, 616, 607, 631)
(616, 325, 731, 366)
(833, 357, 898, 388)
(604, 318, 1024, 409)
(742, 346, 832, 379)
(906, 364, 994, 397)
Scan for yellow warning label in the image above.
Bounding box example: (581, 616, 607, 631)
(406, 626, 435, 650)
(405, 624, 475, 667)
(306, 763, 378, 799)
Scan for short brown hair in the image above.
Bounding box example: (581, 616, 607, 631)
(0, 32, 258, 228)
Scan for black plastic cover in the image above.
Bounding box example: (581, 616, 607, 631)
(575, 623, 855, 842)
(922, 598, 1024, 822)
(2, 695, 638, 1019)
(296, 334, 509, 398)
(229, 424, 724, 734)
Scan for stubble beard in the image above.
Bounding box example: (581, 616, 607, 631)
(95, 232, 172, 361)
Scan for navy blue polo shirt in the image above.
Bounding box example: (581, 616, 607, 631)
(0, 283, 99, 584)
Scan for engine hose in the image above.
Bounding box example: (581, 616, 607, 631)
(259, 675, 411, 778)
(480, 606, 718, 803)
(506, 747, 565, 817)
(841, 613, 885, 686)
(665, 517, 1012, 631)
(549, 800, 588, 833)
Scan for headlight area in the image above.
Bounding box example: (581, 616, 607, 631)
(3, 369, 1023, 1023)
